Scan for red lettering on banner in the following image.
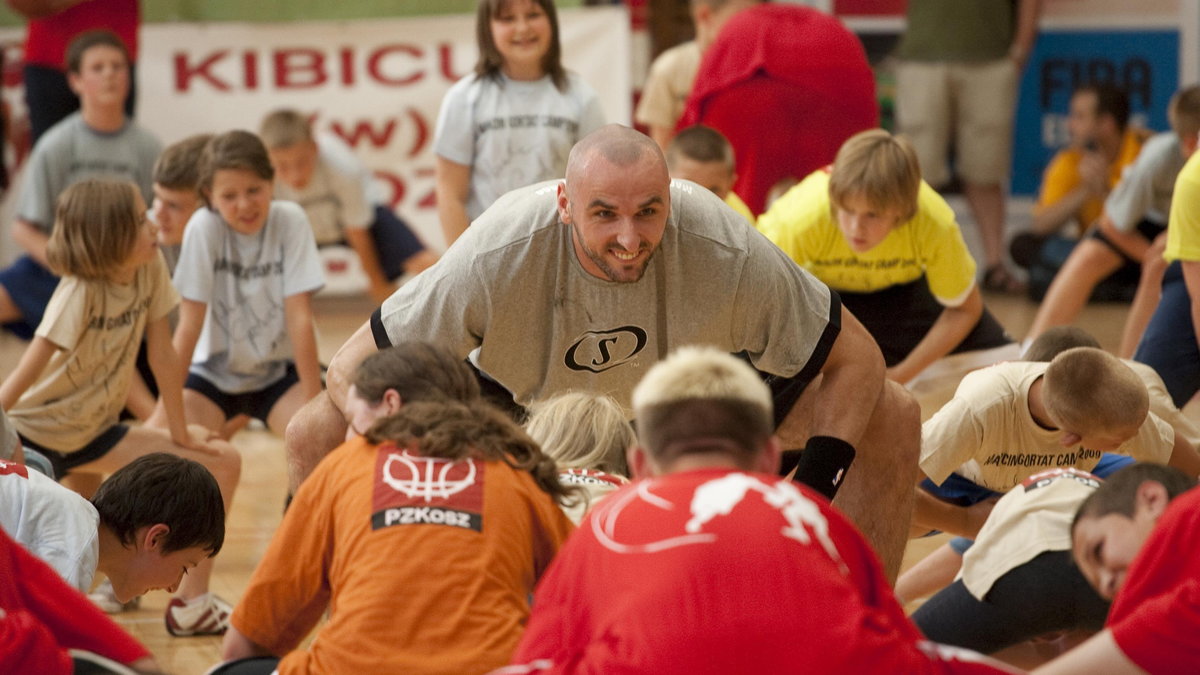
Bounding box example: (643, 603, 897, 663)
(406, 108, 428, 157)
(339, 47, 355, 86)
(243, 51, 258, 89)
(331, 118, 398, 149)
(415, 167, 437, 209)
(174, 50, 231, 92)
(367, 45, 424, 86)
(439, 44, 467, 81)
(376, 171, 406, 208)
(274, 48, 327, 88)
(375, 168, 436, 212)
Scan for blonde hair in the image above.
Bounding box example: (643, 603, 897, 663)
(1168, 85, 1200, 141)
(525, 391, 634, 476)
(828, 128, 921, 222)
(1043, 347, 1149, 434)
(632, 346, 773, 468)
(259, 109, 313, 150)
(46, 179, 142, 281)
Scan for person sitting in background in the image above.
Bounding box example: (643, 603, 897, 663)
(525, 391, 633, 524)
(665, 125, 754, 223)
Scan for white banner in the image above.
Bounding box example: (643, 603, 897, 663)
(2, 7, 631, 252)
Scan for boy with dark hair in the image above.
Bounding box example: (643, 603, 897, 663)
(0, 452, 224, 606)
(1031, 463, 1197, 674)
(665, 124, 755, 223)
(0, 29, 160, 338)
(260, 109, 437, 303)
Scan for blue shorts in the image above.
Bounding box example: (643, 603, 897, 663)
(19, 424, 130, 478)
(185, 364, 300, 423)
(370, 205, 426, 280)
(1134, 261, 1200, 407)
(0, 255, 60, 339)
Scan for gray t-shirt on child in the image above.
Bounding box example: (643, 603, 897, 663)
(1105, 132, 1187, 231)
(376, 179, 838, 411)
(273, 133, 376, 246)
(174, 202, 325, 394)
(18, 113, 161, 233)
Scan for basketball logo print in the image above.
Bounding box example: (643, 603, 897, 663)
(371, 447, 485, 532)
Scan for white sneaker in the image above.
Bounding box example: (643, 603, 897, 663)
(164, 592, 232, 637)
(87, 578, 141, 614)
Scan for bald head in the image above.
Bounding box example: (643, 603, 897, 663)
(566, 125, 668, 187)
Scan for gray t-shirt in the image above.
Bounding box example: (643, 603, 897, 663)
(175, 201, 325, 393)
(1105, 132, 1187, 231)
(377, 179, 837, 411)
(18, 112, 161, 233)
(273, 133, 376, 246)
(434, 72, 606, 220)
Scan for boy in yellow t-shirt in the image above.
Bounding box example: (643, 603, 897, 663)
(665, 125, 755, 224)
(758, 129, 1014, 387)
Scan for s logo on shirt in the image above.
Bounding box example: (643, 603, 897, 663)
(564, 326, 647, 373)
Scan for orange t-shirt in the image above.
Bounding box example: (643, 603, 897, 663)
(230, 436, 575, 675)
(1035, 129, 1145, 235)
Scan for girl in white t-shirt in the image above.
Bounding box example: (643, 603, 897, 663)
(0, 179, 241, 635)
(434, 0, 605, 246)
(168, 131, 324, 442)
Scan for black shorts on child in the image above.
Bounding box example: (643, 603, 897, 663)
(185, 363, 300, 423)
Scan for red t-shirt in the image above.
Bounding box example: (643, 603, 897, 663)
(506, 469, 1018, 674)
(1108, 486, 1200, 673)
(0, 528, 149, 674)
(680, 4, 876, 215)
(24, 0, 140, 69)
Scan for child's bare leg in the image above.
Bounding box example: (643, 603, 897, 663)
(1118, 237, 1168, 358)
(266, 382, 316, 437)
(402, 250, 439, 277)
(1026, 239, 1123, 341)
(183, 389, 229, 436)
(219, 414, 252, 441)
(76, 426, 241, 600)
(0, 286, 26, 324)
(895, 542, 964, 606)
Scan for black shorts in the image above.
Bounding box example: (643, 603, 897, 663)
(185, 364, 300, 423)
(1088, 217, 1166, 265)
(19, 424, 130, 478)
(839, 277, 1011, 368)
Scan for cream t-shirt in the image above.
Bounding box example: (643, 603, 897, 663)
(920, 361, 1174, 491)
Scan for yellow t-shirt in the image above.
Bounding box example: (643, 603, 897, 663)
(756, 169, 976, 306)
(725, 191, 755, 225)
(1165, 149, 1200, 262)
(1035, 129, 1145, 234)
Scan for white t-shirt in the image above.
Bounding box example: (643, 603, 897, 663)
(434, 71, 606, 220)
(960, 467, 1100, 600)
(0, 459, 99, 592)
(1105, 132, 1186, 231)
(8, 254, 178, 452)
(920, 361, 1174, 491)
(377, 179, 836, 412)
(273, 133, 376, 246)
(174, 201, 325, 393)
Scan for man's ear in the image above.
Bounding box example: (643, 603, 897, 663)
(556, 182, 572, 225)
(757, 436, 782, 475)
(140, 523, 171, 553)
(628, 445, 655, 479)
(1135, 480, 1171, 520)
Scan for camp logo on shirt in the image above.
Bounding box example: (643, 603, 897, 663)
(370, 447, 485, 532)
(0, 460, 29, 478)
(564, 326, 647, 373)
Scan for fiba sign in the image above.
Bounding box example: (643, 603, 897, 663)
(371, 447, 485, 532)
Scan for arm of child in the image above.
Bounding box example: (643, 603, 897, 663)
(888, 286, 985, 385)
(344, 227, 392, 304)
(146, 315, 218, 454)
(172, 299, 207, 379)
(436, 156, 472, 248)
(221, 625, 275, 662)
(10, 219, 51, 268)
(1165, 426, 1200, 479)
(911, 485, 996, 540)
(284, 291, 322, 400)
(0, 336, 57, 410)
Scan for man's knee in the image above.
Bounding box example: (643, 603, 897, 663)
(862, 380, 921, 466)
(284, 392, 346, 479)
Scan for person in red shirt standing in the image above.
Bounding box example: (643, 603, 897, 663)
(504, 346, 1019, 675)
(679, 1, 876, 216)
(1035, 462, 1200, 675)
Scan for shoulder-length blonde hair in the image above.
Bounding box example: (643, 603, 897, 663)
(46, 179, 142, 281)
(525, 391, 634, 476)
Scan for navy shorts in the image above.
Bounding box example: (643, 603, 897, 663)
(19, 424, 130, 478)
(1134, 261, 1200, 407)
(1088, 218, 1166, 265)
(0, 255, 60, 339)
(185, 364, 300, 423)
(370, 205, 426, 280)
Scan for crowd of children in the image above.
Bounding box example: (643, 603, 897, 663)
(4, 1, 1200, 674)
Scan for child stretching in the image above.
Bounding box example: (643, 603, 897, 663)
(434, 0, 605, 246)
(665, 125, 755, 224)
(0, 179, 241, 636)
(757, 129, 1016, 390)
(169, 131, 324, 439)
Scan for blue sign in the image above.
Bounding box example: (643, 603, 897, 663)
(1011, 30, 1179, 196)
